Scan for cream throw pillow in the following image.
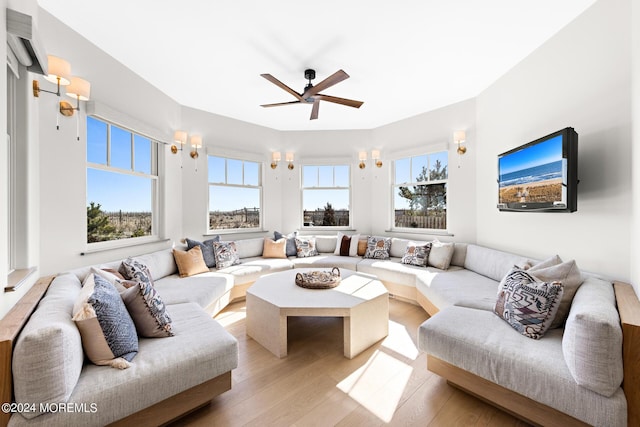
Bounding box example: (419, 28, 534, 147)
(428, 240, 455, 270)
(263, 237, 287, 258)
(173, 246, 209, 278)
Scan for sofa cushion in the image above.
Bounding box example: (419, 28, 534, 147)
(364, 236, 391, 259)
(274, 231, 298, 256)
(357, 257, 431, 287)
(263, 237, 287, 258)
(450, 242, 467, 267)
(464, 244, 527, 282)
(295, 237, 319, 257)
(72, 274, 138, 369)
(528, 259, 583, 329)
(218, 257, 294, 285)
(416, 268, 498, 312)
(213, 241, 241, 268)
(389, 238, 410, 258)
(401, 242, 431, 267)
(291, 254, 361, 270)
(21, 303, 239, 427)
(173, 247, 209, 278)
(313, 235, 338, 253)
(186, 236, 220, 268)
(234, 237, 264, 259)
(133, 248, 178, 281)
(121, 278, 174, 338)
(418, 306, 627, 427)
(427, 240, 455, 270)
(12, 273, 84, 420)
(494, 268, 563, 339)
(563, 277, 623, 397)
(153, 272, 234, 314)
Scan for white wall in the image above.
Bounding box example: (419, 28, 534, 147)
(1, 1, 9, 312)
(35, 10, 182, 275)
(631, 0, 640, 295)
(476, 0, 632, 280)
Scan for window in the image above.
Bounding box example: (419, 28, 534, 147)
(208, 156, 262, 230)
(393, 151, 448, 230)
(302, 165, 350, 227)
(86, 116, 158, 243)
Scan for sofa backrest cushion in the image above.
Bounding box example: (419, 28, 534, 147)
(562, 277, 623, 397)
(234, 237, 264, 258)
(464, 245, 527, 282)
(315, 235, 338, 253)
(390, 238, 410, 258)
(134, 248, 178, 281)
(450, 243, 467, 267)
(13, 273, 85, 419)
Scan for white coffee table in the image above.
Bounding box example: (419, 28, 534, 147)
(246, 269, 389, 359)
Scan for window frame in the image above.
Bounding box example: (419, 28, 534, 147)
(85, 116, 160, 249)
(300, 162, 352, 230)
(207, 155, 263, 233)
(391, 149, 449, 233)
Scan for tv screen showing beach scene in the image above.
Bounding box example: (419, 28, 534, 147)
(499, 134, 565, 205)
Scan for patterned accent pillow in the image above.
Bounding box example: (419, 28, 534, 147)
(364, 236, 391, 260)
(119, 258, 156, 287)
(274, 231, 298, 257)
(173, 246, 210, 278)
(213, 241, 241, 269)
(295, 237, 319, 258)
(401, 242, 432, 267)
(495, 268, 564, 339)
(72, 274, 138, 369)
(121, 276, 174, 338)
(186, 236, 220, 268)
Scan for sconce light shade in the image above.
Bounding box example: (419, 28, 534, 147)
(271, 152, 281, 169)
(286, 152, 294, 170)
(358, 151, 367, 169)
(371, 149, 382, 168)
(190, 135, 203, 159)
(171, 130, 188, 154)
(454, 130, 467, 155)
(65, 76, 91, 101)
(44, 55, 71, 85)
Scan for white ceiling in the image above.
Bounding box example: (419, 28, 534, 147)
(37, 0, 597, 131)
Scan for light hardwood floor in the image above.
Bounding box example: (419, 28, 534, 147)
(172, 298, 531, 427)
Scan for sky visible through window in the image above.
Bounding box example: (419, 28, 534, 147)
(86, 117, 153, 212)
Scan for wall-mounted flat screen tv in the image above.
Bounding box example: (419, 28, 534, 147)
(497, 127, 578, 212)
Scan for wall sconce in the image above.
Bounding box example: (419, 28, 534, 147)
(454, 130, 467, 155)
(172, 130, 187, 154)
(285, 152, 294, 170)
(190, 135, 202, 159)
(32, 55, 71, 100)
(372, 149, 382, 168)
(60, 76, 91, 141)
(271, 152, 281, 169)
(358, 151, 367, 169)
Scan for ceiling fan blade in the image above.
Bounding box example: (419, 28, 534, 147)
(302, 69, 349, 99)
(260, 74, 304, 101)
(315, 94, 364, 109)
(261, 101, 302, 108)
(310, 100, 320, 120)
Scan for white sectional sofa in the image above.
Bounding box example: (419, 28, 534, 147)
(3, 234, 638, 426)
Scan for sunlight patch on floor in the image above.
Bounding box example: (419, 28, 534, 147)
(215, 306, 246, 327)
(381, 320, 419, 360)
(337, 350, 413, 422)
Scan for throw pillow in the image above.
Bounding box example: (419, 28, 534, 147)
(333, 232, 361, 256)
(357, 238, 368, 256)
(173, 246, 209, 278)
(519, 254, 562, 270)
(121, 277, 174, 338)
(274, 231, 298, 257)
(119, 258, 156, 287)
(72, 274, 138, 369)
(213, 241, 241, 268)
(364, 236, 391, 260)
(295, 237, 319, 258)
(428, 240, 455, 270)
(494, 268, 563, 339)
(401, 242, 432, 267)
(90, 267, 136, 293)
(186, 236, 220, 268)
(339, 235, 351, 256)
(528, 259, 583, 329)
(263, 237, 287, 259)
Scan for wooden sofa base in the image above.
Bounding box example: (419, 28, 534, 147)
(427, 355, 589, 427)
(107, 371, 231, 427)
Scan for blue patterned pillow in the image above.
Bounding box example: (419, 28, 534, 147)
(495, 268, 563, 339)
(213, 241, 241, 269)
(72, 274, 138, 369)
(401, 242, 432, 266)
(274, 231, 298, 257)
(364, 236, 391, 260)
(119, 258, 155, 286)
(295, 237, 319, 258)
(186, 236, 220, 268)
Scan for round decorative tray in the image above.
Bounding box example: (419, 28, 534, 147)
(295, 267, 341, 289)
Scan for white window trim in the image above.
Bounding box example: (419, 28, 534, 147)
(390, 148, 449, 233)
(300, 163, 352, 230)
(85, 116, 160, 248)
(207, 155, 264, 232)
